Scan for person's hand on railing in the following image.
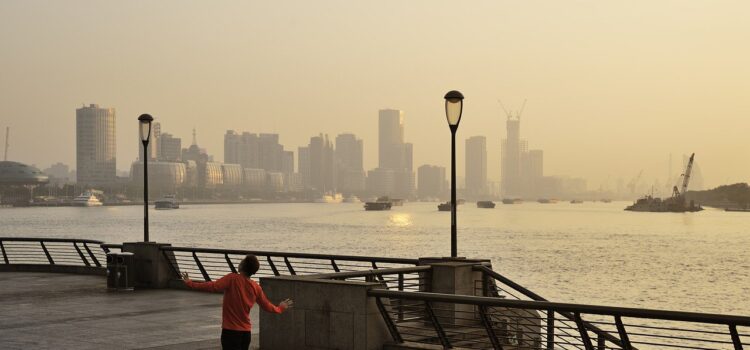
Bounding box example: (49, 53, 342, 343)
(279, 298, 294, 312)
(181, 272, 191, 283)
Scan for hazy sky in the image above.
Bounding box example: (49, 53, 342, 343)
(1, 1, 749, 189)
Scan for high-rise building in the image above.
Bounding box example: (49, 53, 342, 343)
(224, 131, 286, 173)
(465, 136, 487, 198)
(378, 109, 404, 169)
(501, 116, 522, 197)
(308, 134, 335, 192)
(298, 146, 310, 188)
(282, 151, 294, 175)
(158, 133, 182, 162)
(335, 133, 365, 194)
(372, 109, 414, 197)
(76, 104, 116, 186)
(417, 165, 446, 199)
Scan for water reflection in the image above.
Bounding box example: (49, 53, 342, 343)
(388, 213, 413, 227)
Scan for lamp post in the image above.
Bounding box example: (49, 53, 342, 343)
(138, 114, 154, 242)
(444, 90, 464, 258)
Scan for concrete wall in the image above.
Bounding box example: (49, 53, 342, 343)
(0, 264, 105, 275)
(259, 276, 391, 350)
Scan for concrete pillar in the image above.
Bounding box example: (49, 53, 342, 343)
(121, 242, 176, 289)
(259, 276, 391, 350)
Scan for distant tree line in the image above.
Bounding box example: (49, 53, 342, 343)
(686, 183, 750, 209)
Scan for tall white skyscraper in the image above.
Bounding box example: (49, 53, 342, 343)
(76, 104, 116, 186)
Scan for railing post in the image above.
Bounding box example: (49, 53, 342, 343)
(547, 310, 555, 350)
(372, 261, 386, 283)
(225, 254, 237, 273)
(0, 240, 9, 264)
(398, 272, 404, 321)
(283, 257, 296, 275)
(597, 334, 605, 350)
(266, 256, 280, 276)
(614, 315, 632, 350)
(83, 242, 101, 267)
(478, 305, 503, 350)
(330, 259, 340, 272)
(193, 251, 211, 282)
(40, 241, 54, 265)
(424, 301, 452, 348)
(73, 242, 90, 266)
(162, 249, 180, 278)
(375, 296, 403, 343)
(574, 312, 594, 350)
(729, 324, 743, 350)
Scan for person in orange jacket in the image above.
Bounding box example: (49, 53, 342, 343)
(182, 254, 293, 350)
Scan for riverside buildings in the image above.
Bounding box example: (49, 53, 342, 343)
(76, 104, 116, 186)
(465, 136, 488, 199)
(417, 165, 446, 199)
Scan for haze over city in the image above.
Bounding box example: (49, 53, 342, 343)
(2, 1, 749, 188)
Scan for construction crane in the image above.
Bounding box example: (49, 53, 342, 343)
(3, 127, 8, 161)
(672, 153, 695, 198)
(497, 99, 527, 119)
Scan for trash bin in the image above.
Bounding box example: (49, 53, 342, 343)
(106, 252, 135, 291)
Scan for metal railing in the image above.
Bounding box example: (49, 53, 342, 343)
(160, 245, 420, 282)
(371, 289, 750, 350)
(475, 265, 628, 349)
(0, 237, 108, 268)
(309, 265, 432, 292)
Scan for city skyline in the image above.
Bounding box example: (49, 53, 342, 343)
(2, 1, 750, 189)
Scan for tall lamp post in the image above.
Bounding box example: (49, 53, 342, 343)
(444, 90, 464, 258)
(138, 114, 154, 242)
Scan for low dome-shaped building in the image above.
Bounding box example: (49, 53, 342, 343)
(0, 161, 49, 185)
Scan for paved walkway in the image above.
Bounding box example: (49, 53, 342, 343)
(0, 272, 262, 349)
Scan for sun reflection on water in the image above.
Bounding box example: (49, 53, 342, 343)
(388, 213, 413, 227)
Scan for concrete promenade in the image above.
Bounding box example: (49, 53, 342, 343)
(0, 272, 262, 350)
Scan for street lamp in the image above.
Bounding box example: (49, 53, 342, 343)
(138, 113, 154, 242)
(444, 90, 464, 258)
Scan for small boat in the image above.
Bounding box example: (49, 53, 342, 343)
(476, 201, 495, 208)
(502, 198, 523, 204)
(570, 199, 584, 204)
(600, 199, 612, 203)
(537, 198, 558, 204)
(365, 196, 392, 211)
(155, 195, 180, 209)
(72, 192, 103, 207)
(438, 202, 452, 211)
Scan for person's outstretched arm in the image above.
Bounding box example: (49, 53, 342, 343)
(253, 282, 293, 314)
(182, 272, 232, 293)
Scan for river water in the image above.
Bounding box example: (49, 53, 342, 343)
(1, 201, 748, 315)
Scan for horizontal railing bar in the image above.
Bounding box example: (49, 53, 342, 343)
(308, 266, 431, 280)
(629, 340, 724, 350)
(0, 237, 105, 244)
(370, 290, 750, 327)
(162, 246, 418, 264)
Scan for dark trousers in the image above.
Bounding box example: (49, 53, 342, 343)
(221, 328, 252, 350)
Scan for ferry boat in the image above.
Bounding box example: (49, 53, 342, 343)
(502, 198, 523, 204)
(537, 198, 559, 204)
(364, 196, 392, 211)
(570, 199, 584, 204)
(476, 201, 496, 208)
(155, 195, 180, 210)
(72, 192, 103, 207)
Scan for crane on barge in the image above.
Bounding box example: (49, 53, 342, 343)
(625, 153, 703, 212)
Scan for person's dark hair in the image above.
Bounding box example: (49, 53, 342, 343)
(238, 254, 260, 276)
